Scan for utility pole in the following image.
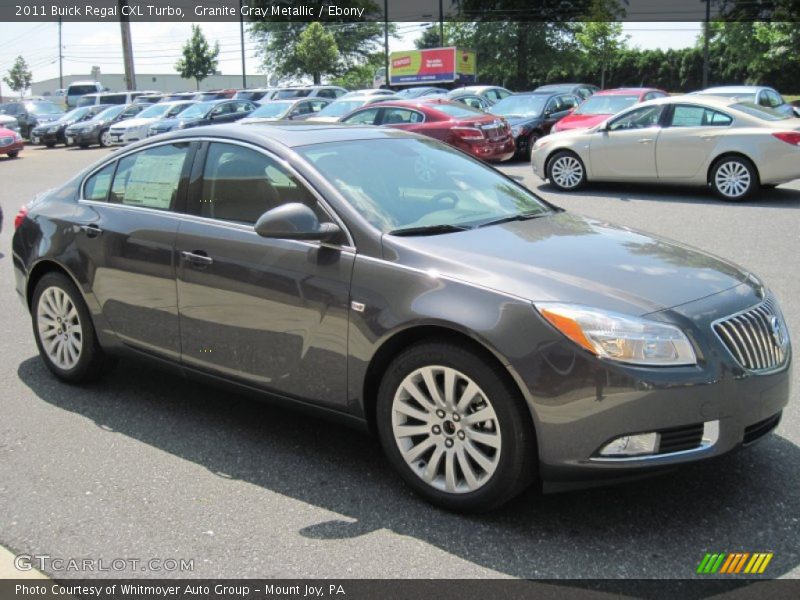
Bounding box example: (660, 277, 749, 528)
(58, 17, 63, 89)
(702, 0, 711, 88)
(119, 0, 136, 90)
(439, 0, 445, 46)
(239, 0, 246, 88)
(383, 0, 389, 88)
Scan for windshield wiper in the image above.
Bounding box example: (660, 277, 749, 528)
(388, 224, 471, 236)
(477, 212, 549, 228)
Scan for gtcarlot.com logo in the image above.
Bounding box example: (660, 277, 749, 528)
(697, 552, 773, 575)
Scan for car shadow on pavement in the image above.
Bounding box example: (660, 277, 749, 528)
(17, 355, 800, 589)
(535, 182, 800, 208)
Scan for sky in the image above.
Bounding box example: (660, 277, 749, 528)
(0, 21, 702, 87)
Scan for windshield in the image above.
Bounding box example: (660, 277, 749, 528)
(236, 90, 266, 101)
(137, 103, 171, 118)
(275, 89, 304, 99)
(575, 95, 639, 115)
(297, 138, 550, 233)
(90, 105, 125, 121)
(489, 95, 547, 118)
(317, 100, 365, 117)
(702, 91, 754, 99)
(250, 102, 294, 118)
(179, 102, 214, 119)
(60, 107, 91, 121)
(731, 102, 790, 121)
(27, 102, 63, 115)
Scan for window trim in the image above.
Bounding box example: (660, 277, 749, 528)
(378, 107, 426, 125)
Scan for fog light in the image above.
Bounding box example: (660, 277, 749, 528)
(599, 432, 658, 457)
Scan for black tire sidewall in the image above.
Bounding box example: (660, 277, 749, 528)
(711, 156, 759, 201)
(547, 150, 586, 191)
(31, 272, 104, 383)
(376, 341, 536, 512)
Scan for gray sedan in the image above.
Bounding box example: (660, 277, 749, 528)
(12, 123, 791, 512)
(532, 95, 800, 200)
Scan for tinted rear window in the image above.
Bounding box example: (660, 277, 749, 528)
(433, 103, 485, 118)
(731, 102, 790, 121)
(68, 85, 99, 95)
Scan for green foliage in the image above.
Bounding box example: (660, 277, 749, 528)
(331, 53, 385, 89)
(175, 25, 220, 90)
(249, 1, 386, 83)
(4, 56, 33, 95)
(296, 23, 340, 84)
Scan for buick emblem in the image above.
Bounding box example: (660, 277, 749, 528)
(770, 316, 789, 350)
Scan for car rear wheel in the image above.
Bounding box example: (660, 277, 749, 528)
(376, 341, 536, 512)
(32, 272, 115, 383)
(99, 129, 112, 148)
(547, 150, 586, 191)
(45, 142, 55, 148)
(525, 132, 540, 161)
(710, 156, 759, 201)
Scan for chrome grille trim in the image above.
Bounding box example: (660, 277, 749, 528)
(712, 297, 789, 372)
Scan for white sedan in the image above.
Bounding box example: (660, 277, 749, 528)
(531, 95, 800, 200)
(108, 100, 196, 145)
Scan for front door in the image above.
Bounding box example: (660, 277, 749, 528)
(175, 141, 354, 407)
(588, 104, 665, 179)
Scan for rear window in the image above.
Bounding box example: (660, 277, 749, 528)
(100, 94, 127, 104)
(731, 102, 790, 121)
(68, 85, 99, 96)
(433, 103, 485, 118)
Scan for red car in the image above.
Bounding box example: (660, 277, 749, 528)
(551, 88, 669, 133)
(340, 98, 516, 162)
(0, 126, 23, 158)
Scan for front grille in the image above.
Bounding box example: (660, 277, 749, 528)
(657, 423, 704, 454)
(743, 412, 781, 445)
(713, 298, 789, 371)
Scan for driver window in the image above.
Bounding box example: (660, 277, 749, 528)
(608, 105, 663, 131)
(195, 142, 328, 225)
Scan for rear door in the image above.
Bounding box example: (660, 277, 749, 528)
(75, 140, 195, 359)
(655, 103, 730, 179)
(175, 140, 355, 407)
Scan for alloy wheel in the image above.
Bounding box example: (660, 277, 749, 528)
(714, 160, 751, 199)
(550, 155, 584, 189)
(36, 286, 83, 370)
(100, 130, 112, 147)
(391, 365, 502, 494)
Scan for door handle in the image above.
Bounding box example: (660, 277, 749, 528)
(637, 138, 654, 144)
(700, 134, 717, 140)
(181, 250, 214, 267)
(79, 224, 103, 237)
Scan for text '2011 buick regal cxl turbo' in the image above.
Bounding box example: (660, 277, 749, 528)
(11, 123, 791, 512)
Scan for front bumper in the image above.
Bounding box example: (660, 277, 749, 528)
(109, 127, 144, 145)
(0, 138, 23, 154)
(31, 129, 65, 145)
(66, 129, 100, 146)
(516, 285, 792, 486)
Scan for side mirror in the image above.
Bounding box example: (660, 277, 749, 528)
(254, 203, 341, 242)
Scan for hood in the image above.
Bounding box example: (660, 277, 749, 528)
(33, 114, 61, 123)
(554, 113, 607, 131)
(240, 116, 283, 124)
(383, 212, 751, 316)
(305, 116, 340, 123)
(501, 115, 543, 128)
(153, 117, 182, 130)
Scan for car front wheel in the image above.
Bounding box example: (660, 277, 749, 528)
(710, 156, 759, 201)
(32, 272, 115, 383)
(547, 150, 586, 191)
(99, 129, 112, 148)
(376, 341, 536, 512)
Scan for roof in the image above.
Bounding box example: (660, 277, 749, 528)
(701, 86, 766, 93)
(166, 121, 419, 149)
(593, 87, 663, 96)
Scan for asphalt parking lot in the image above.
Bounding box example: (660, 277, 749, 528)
(1, 144, 799, 580)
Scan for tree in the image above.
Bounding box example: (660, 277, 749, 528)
(296, 23, 339, 85)
(249, 1, 385, 83)
(175, 25, 220, 90)
(574, 0, 628, 89)
(4, 56, 32, 97)
(331, 53, 385, 89)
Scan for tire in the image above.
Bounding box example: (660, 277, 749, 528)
(547, 150, 586, 191)
(79, 143, 90, 149)
(99, 129, 112, 148)
(45, 142, 55, 148)
(710, 156, 759, 201)
(31, 272, 115, 384)
(8, 150, 19, 158)
(525, 132, 540, 162)
(376, 341, 537, 512)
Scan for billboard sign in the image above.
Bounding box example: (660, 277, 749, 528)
(389, 47, 476, 85)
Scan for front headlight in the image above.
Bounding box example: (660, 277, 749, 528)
(47, 125, 59, 133)
(535, 303, 697, 366)
(510, 125, 522, 137)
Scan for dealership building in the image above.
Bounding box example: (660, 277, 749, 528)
(30, 72, 271, 97)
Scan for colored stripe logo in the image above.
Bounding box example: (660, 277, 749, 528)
(697, 552, 773, 574)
